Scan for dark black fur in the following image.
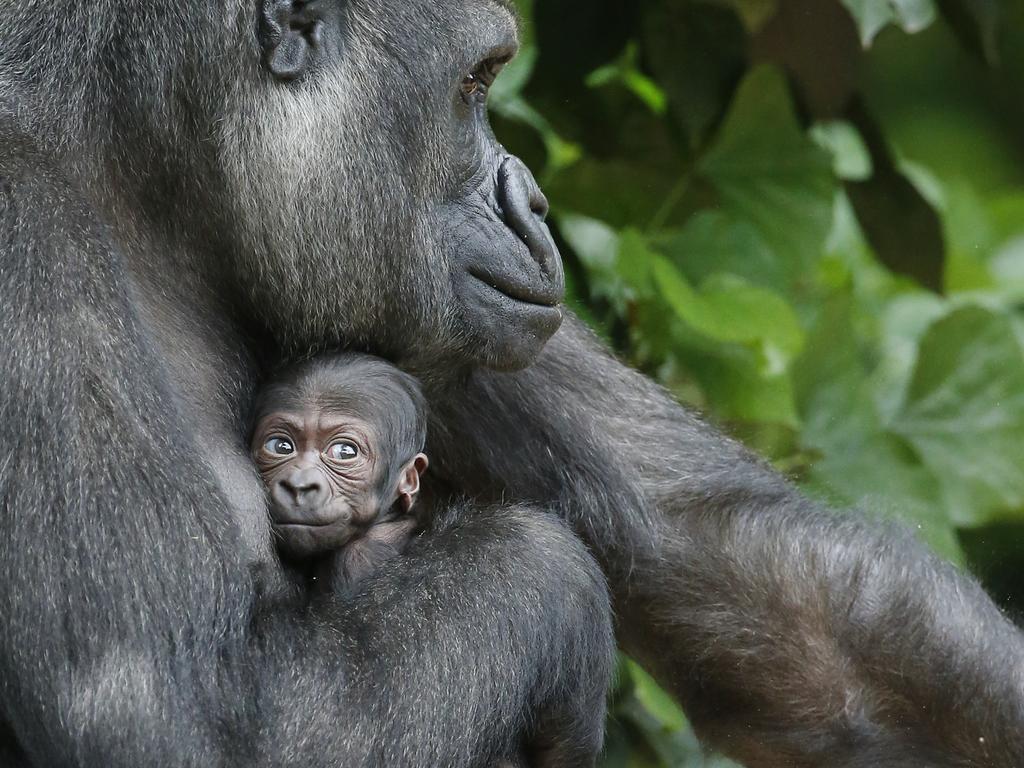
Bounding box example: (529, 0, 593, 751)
(0, 1, 1022, 767)
(0, 143, 611, 766)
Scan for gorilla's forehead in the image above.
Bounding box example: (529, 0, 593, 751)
(382, 0, 520, 45)
(490, 0, 519, 15)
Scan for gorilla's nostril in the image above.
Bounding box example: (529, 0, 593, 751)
(530, 192, 550, 221)
(278, 473, 324, 506)
(497, 156, 560, 277)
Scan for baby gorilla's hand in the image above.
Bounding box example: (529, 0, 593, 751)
(326, 517, 420, 592)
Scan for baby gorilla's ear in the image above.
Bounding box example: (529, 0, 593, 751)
(397, 454, 429, 514)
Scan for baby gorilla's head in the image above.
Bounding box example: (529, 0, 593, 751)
(251, 354, 428, 560)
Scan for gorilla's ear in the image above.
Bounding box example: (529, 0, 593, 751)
(260, 0, 328, 81)
(397, 454, 429, 514)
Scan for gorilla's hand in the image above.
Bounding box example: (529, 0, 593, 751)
(325, 517, 420, 591)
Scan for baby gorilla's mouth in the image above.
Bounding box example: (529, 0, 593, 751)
(273, 517, 357, 559)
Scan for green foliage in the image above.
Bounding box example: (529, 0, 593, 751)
(496, 0, 1024, 764)
(892, 307, 1024, 526)
(841, 0, 936, 46)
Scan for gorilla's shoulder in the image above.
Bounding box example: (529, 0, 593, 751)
(0, 114, 123, 336)
(0, 113, 62, 186)
(0, 115, 106, 253)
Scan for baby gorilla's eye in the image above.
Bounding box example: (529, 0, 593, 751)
(264, 437, 295, 456)
(327, 442, 359, 461)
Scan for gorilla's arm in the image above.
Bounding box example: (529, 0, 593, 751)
(253, 504, 613, 768)
(428, 314, 1024, 767)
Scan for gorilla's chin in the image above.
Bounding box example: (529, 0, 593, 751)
(450, 224, 565, 371)
(456, 267, 564, 371)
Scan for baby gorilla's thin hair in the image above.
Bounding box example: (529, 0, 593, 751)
(253, 353, 428, 475)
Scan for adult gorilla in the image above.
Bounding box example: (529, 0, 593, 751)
(0, 2, 1021, 768)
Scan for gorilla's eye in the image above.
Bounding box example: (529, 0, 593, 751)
(327, 442, 359, 461)
(265, 437, 295, 456)
(460, 57, 508, 103)
(460, 73, 483, 99)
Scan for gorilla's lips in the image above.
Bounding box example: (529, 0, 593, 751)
(467, 265, 563, 308)
(272, 505, 358, 558)
(444, 155, 566, 369)
(453, 264, 563, 371)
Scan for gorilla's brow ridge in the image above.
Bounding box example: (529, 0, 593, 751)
(490, 0, 520, 25)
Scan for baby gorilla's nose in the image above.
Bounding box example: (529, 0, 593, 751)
(274, 468, 329, 512)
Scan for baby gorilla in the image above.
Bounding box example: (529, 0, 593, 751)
(251, 354, 429, 589)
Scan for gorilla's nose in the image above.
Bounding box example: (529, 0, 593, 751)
(274, 469, 328, 511)
(498, 156, 559, 280)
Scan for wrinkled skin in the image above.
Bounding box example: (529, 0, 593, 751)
(0, 1, 1022, 767)
(251, 354, 429, 586)
(252, 409, 425, 558)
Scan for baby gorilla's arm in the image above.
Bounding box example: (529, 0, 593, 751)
(327, 517, 420, 591)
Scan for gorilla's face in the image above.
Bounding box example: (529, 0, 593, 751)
(222, 0, 564, 370)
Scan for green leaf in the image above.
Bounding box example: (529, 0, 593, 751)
(937, 0, 1000, 63)
(656, 210, 788, 294)
(492, 96, 582, 175)
(841, 0, 937, 46)
(939, 179, 998, 293)
(679, 342, 800, 427)
(710, 0, 780, 32)
(653, 256, 802, 426)
(988, 193, 1024, 244)
(903, 177, 1024, 297)
(563, 215, 805, 428)
(822, 191, 897, 299)
(794, 292, 964, 561)
(870, 293, 950, 422)
(560, 214, 619, 274)
(652, 257, 805, 367)
(699, 65, 836, 283)
(489, 45, 538, 108)
(641, 1, 747, 147)
(586, 43, 668, 115)
(558, 215, 650, 314)
(622, 658, 687, 732)
(810, 121, 873, 181)
(987, 194, 1024, 298)
(842, 0, 898, 45)
(547, 155, 688, 229)
(891, 0, 938, 29)
(605, 658, 743, 768)
(890, 306, 1024, 527)
(619, 70, 668, 115)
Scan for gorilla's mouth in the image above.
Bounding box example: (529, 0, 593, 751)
(273, 518, 358, 556)
(272, 515, 348, 535)
(468, 267, 562, 308)
(274, 519, 352, 538)
(275, 521, 333, 529)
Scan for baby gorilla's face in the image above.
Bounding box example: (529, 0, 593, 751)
(252, 408, 393, 559)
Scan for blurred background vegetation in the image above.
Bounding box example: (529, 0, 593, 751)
(492, 0, 1024, 764)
